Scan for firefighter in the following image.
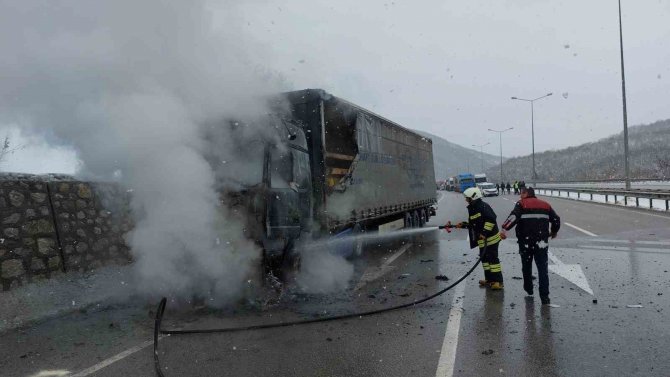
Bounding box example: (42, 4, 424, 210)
(448, 187, 504, 289)
(495, 182, 500, 194)
(500, 187, 560, 305)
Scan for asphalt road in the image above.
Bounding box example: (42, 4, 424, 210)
(1, 191, 670, 376)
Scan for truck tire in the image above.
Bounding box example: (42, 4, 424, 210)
(418, 209, 427, 227)
(352, 223, 364, 257)
(404, 212, 413, 229)
(411, 210, 420, 228)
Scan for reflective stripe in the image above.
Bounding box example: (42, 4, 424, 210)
(490, 264, 502, 272)
(520, 214, 549, 219)
(470, 213, 481, 220)
(484, 222, 495, 231)
(478, 233, 501, 247)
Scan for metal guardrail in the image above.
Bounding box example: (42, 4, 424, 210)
(534, 186, 670, 212)
(532, 179, 670, 191)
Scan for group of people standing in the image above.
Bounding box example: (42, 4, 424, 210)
(495, 180, 526, 195)
(447, 185, 561, 305)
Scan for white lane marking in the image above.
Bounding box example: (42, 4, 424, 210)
(354, 243, 412, 290)
(435, 280, 466, 377)
(68, 339, 157, 377)
(564, 222, 598, 237)
(589, 239, 670, 246)
(577, 244, 631, 251)
(501, 197, 510, 201)
(574, 246, 670, 254)
(548, 251, 594, 295)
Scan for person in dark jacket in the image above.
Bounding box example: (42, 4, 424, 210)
(506, 182, 511, 194)
(495, 183, 500, 194)
(501, 187, 560, 305)
(448, 187, 504, 289)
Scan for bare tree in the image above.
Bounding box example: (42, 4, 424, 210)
(0, 135, 23, 165)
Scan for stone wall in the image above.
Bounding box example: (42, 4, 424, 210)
(0, 176, 132, 290)
(51, 181, 132, 273)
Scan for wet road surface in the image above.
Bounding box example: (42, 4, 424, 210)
(1, 191, 670, 376)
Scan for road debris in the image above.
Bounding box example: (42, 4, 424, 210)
(435, 275, 449, 281)
(626, 305, 643, 308)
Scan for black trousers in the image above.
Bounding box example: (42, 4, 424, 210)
(520, 245, 549, 297)
(480, 242, 503, 283)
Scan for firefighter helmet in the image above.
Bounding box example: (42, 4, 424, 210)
(463, 187, 482, 200)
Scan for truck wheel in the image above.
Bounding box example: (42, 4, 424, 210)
(418, 209, 427, 227)
(352, 223, 364, 257)
(404, 212, 413, 228)
(411, 210, 420, 228)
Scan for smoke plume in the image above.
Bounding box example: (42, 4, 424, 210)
(0, 0, 288, 303)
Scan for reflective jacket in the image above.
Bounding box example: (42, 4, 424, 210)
(466, 199, 501, 249)
(502, 196, 561, 246)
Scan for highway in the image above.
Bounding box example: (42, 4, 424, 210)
(1, 191, 670, 376)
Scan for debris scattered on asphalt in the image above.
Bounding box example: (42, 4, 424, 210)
(482, 349, 494, 355)
(326, 337, 333, 341)
(592, 299, 598, 304)
(532, 276, 537, 280)
(368, 294, 376, 299)
(658, 293, 663, 296)
(435, 275, 450, 281)
(548, 304, 560, 308)
(420, 259, 433, 263)
(398, 293, 411, 297)
(512, 276, 522, 280)
(510, 302, 516, 307)
(626, 304, 643, 308)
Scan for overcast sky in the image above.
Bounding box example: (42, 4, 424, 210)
(1, 0, 669, 174)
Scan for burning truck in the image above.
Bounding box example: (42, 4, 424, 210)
(216, 89, 437, 272)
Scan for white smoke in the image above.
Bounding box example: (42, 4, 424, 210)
(0, 0, 290, 303)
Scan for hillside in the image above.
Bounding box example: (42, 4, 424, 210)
(414, 130, 501, 181)
(485, 119, 670, 182)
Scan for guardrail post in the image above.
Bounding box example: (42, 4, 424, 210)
(605, 194, 608, 203)
(650, 199, 653, 209)
(590, 193, 593, 200)
(635, 197, 638, 207)
(666, 200, 669, 211)
(577, 192, 580, 199)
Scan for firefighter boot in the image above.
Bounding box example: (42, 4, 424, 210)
(490, 282, 504, 290)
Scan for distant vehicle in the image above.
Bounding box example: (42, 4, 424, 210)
(474, 173, 487, 184)
(453, 173, 475, 192)
(477, 182, 498, 197)
(446, 176, 455, 191)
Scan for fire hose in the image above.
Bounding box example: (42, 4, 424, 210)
(153, 224, 486, 377)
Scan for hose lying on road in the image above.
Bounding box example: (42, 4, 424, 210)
(153, 235, 487, 377)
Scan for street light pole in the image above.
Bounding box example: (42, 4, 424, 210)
(618, 0, 631, 189)
(472, 142, 491, 172)
(511, 93, 553, 182)
(488, 128, 513, 182)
